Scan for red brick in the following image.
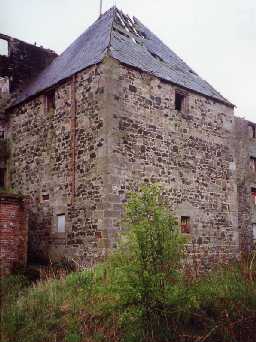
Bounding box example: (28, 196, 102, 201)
(0, 194, 28, 277)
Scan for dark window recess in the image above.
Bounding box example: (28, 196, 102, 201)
(175, 91, 186, 112)
(249, 157, 256, 172)
(249, 125, 256, 139)
(42, 194, 49, 201)
(0, 168, 5, 188)
(0, 130, 4, 139)
(251, 188, 256, 205)
(46, 90, 55, 112)
(181, 216, 191, 234)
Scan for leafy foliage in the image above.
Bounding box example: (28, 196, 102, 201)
(101, 184, 187, 341)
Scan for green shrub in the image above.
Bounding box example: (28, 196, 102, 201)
(98, 184, 187, 341)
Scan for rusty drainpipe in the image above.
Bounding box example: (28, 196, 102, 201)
(70, 75, 77, 205)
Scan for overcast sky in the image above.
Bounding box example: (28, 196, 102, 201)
(1, 0, 255, 122)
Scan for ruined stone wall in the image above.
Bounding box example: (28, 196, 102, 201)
(103, 59, 239, 269)
(0, 194, 28, 277)
(7, 63, 107, 264)
(234, 118, 256, 252)
(0, 33, 57, 94)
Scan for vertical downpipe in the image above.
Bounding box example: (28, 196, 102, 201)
(70, 75, 77, 205)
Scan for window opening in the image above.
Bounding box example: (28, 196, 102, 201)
(57, 214, 65, 233)
(175, 91, 187, 112)
(0, 77, 9, 94)
(0, 168, 5, 188)
(181, 216, 191, 234)
(249, 157, 256, 172)
(252, 223, 256, 242)
(251, 188, 256, 205)
(249, 125, 256, 139)
(0, 39, 8, 56)
(46, 90, 55, 113)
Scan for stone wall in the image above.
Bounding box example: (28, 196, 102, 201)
(8, 63, 107, 264)
(6, 57, 242, 269)
(102, 58, 240, 269)
(0, 193, 28, 277)
(234, 118, 256, 252)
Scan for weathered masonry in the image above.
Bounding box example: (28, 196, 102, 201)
(234, 118, 256, 252)
(0, 7, 255, 271)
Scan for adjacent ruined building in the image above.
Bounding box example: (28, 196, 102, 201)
(0, 7, 255, 274)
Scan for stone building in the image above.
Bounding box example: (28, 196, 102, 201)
(234, 118, 256, 252)
(0, 7, 255, 269)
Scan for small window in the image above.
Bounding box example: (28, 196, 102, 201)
(252, 223, 256, 242)
(181, 216, 191, 234)
(175, 91, 187, 112)
(0, 168, 5, 188)
(57, 214, 65, 233)
(249, 125, 256, 139)
(42, 194, 49, 201)
(0, 77, 9, 94)
(46, 90, 55, 113)
(249, 157, 256, 172)
(251, 188, 256, 205)
(0, 39, 8, 56)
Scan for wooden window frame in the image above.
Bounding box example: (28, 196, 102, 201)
(181, 216, 191, 234)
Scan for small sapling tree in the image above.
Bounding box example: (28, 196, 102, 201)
(107, 184, 186, 341)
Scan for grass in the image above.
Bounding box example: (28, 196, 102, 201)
(1, 258, 256, 342)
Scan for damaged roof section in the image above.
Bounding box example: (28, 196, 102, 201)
(110, 9, 232, 106)
(12, 7, 233, 107)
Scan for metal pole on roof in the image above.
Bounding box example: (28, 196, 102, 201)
(99, 0, 102, 16)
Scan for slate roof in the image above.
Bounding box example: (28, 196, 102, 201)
(13, 7, 233, 107)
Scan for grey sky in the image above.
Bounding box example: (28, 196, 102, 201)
(1, 0, 255, 122)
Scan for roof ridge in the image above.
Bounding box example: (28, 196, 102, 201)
(106, 6, 118, 56)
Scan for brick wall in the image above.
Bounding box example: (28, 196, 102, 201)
(0, 193, 28, 277)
